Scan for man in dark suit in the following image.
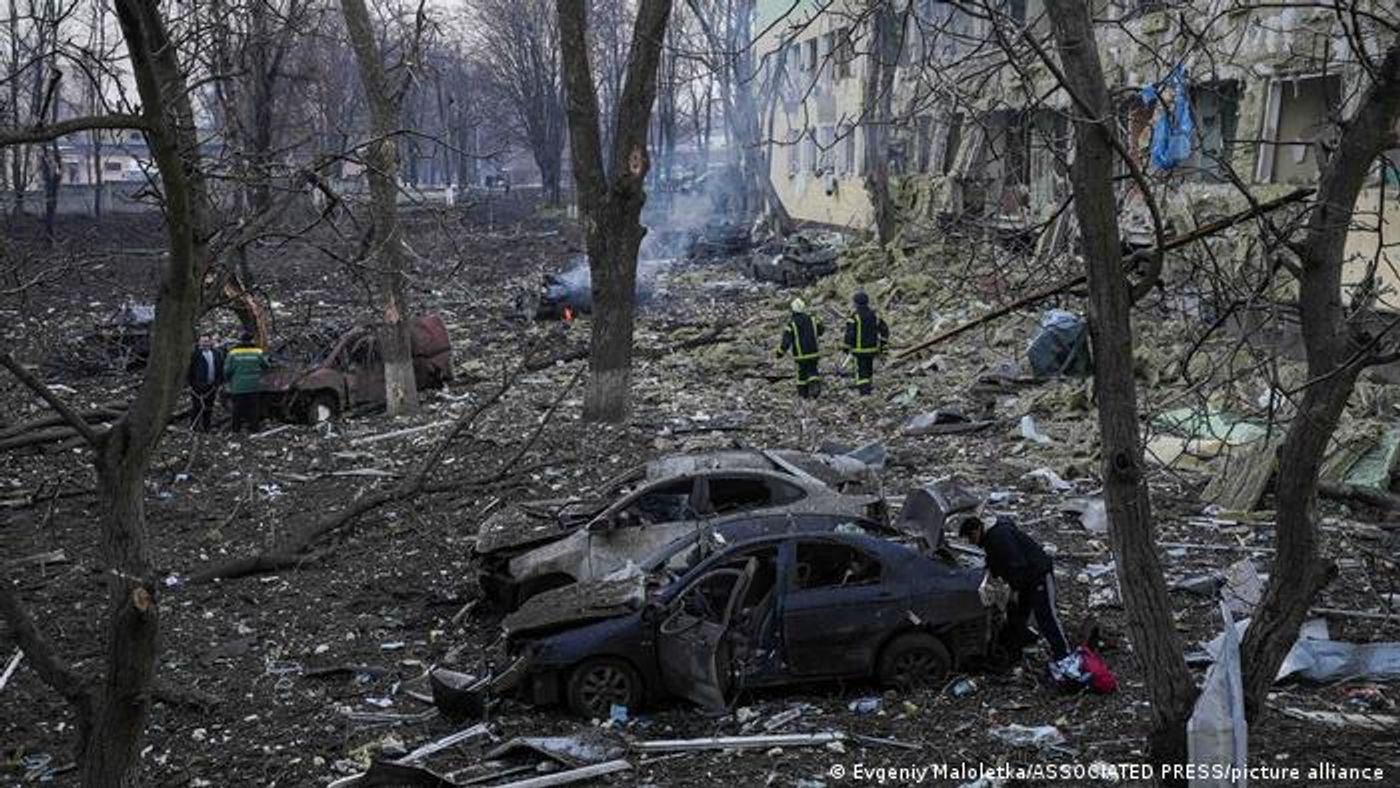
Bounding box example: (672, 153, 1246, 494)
(188, 335, 225, 431)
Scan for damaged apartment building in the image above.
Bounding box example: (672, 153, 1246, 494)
(759, 0, 1400, 299)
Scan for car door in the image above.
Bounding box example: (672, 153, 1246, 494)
(655, 559, 755, 710)
(583, 477, 703, 580)
(781, 539, 905, 676)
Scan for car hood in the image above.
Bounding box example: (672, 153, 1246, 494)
(502, 571, 648, 637)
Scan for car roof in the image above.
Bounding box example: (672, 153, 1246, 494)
(662, 532, 927, 598)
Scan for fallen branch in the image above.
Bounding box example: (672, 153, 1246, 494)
(192, 363, 580, 583)
(0, 582, 93, 717)
(0, 353, 102, 446)
(1319, 482, 1400, 526)
(893, 188, 1316, 364)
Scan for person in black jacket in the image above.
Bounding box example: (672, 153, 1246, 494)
(187, 335, 225, 432)
(843, 291, 889, 395)
(960, 513, 1071, 664)
(776, 298, 823, 399)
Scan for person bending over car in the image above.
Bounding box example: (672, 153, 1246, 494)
(959, 513, 1084, 684)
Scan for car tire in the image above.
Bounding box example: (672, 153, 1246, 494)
(304, 391, 339, 425)
(566, 657, 644, 719)
(877, 632, 952, 692)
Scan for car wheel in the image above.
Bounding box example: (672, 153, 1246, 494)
(304, 391, 339, 425)
(566, 657, 643, 719)
(877, 632, 952, 692)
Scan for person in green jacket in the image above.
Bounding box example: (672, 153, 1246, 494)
(224, 333, 271, 432)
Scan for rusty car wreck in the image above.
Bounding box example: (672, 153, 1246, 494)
(499, 530, 996, 719)
(256, 313, 453, 423)
(474, 449, 889, 609)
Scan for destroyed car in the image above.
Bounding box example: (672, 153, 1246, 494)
(747, 231, 845, 286)
(532, 257, 661, 320)
(504, 532, 995, 718)
(475, 450, 887, 608)
(686, 222, 752, 261)
(256, 313, 453, 423)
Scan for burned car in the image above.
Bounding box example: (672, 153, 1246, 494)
(504, 531, 995, 718)
(257, 313, 453, 423)
(531, 256, 660, 320)
(747, 231, 846, 286)
(475, 450, 887, 608)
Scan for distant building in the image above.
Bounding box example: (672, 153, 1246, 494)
(756, 0, 1400, 297)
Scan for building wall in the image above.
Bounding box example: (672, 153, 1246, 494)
(755, 0, 1399, 299)
(759, 0, 873, 229)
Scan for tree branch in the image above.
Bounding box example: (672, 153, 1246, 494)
(0, 113, 148, 147)
(0, 582, 93, 716)
(0, 353, 103, 446)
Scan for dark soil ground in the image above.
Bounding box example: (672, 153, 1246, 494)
(3, 191, 1399, 786)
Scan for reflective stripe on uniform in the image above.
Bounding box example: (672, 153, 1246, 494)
(848, 313, 880, 354)
(789, 319, 819, 361)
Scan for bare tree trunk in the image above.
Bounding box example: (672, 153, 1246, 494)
(1240, 40, 1400, 722)
(340, 0, 418, 417)
(1043, 0, 1196, 771)
(685, 0, 791, 232)
(862, 0, 898, 247)
(558, 0, 673, 422)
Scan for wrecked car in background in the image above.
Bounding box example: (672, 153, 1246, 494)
(503, 532, 995, 718)
(747, 231, 847, 286)
(475, 449, 888, 608)
(686, 222, 752, 261)
(257, 313, 453, 424)
(531, 256, 661, 320)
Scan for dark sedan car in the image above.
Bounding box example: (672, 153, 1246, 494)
(506, 532, 994, 719)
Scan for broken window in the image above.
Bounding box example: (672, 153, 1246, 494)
(803, 37, 818, 72)
(625, 479, 694, 524)
(794, 542, 882, 589)
(818, 125, 835, 172)
(675, 566, 747, 624)
(916, 115, 934, 174)
(939, 113, 964, 175)
(787, 134, 801, 176)
(1256, 74, 1342, 185)
(834, 27, 854, 79)
(1184, 80, 1241, 183)
(704, 476, 805, 515)
(103, 160, 123, 173)
(841, 124, 857, 174)
(805, 131, 819, 174)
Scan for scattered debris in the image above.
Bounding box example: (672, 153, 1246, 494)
(903, 408, 993, 436)
(1277, 708, 1399, 731)
(986, 724, 1065, 750)
(1026, 309, 1091, 378)
(1060, 498, 1107, 534)
(1188, 604, 1248, 786)
(0, 650, 23, 694)
(632, 733, 845, 753)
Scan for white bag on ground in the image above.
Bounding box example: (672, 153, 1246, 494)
(1188, 602, 1248, 788)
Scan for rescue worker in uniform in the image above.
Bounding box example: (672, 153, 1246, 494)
(776, 298, 823, 399)
(224, 332, 271, 433)
(843, 291, 889, 395)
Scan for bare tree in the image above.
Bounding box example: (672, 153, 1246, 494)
(471, 0, 566, 203)
(684, 0, 793, 231)
(1041, 0, 1197, 766)
(1240, 37, 1400, 720)
(339, 0, 418, 417)
(558, 0, 672, 421)
(0, 0, 211, 781)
